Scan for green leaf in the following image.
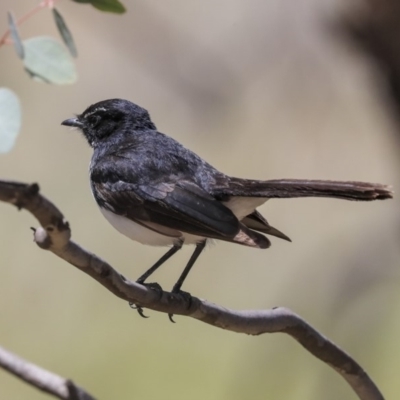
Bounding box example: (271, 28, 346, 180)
(8, 12, 24, 59)
(0, 88, 22, 153)
(23, 36, 77, 85)
(53, 8, 78, 57)
(24, 67, 51, 83)
(71, 0, 126, 14)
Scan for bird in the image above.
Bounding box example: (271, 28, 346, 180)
(61, 98, 393, 318)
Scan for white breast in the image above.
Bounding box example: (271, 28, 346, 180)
(99, 208, 205, 246)
(99, 197, 268, 247)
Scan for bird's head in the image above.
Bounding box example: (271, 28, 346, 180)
(61, 99, 156, 147)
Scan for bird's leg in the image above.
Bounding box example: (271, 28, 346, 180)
(136, 242, 183, 284)
(171, 240, 206, 293)
(132, 241, 183, 318)
(169, 240, 206, 322)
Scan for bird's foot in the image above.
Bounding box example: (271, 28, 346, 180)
(168, 287, 193, 323)
(139, 281, 163, 292)
(130, 281, 163, 318)
(129, 303, 148, 318)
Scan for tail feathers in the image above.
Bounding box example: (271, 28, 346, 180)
(220, 179, 393, 201)
(241, 211, 291, 242)
(229, 223, 270, 249)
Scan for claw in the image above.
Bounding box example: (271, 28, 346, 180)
(168, 313, 176, 323)
(167, 290, 193, 323)
(137, 306, 149, 318)
(176, 290, 193, 307)
(129, 302, 149, 318)
(128, 282, 163, 319)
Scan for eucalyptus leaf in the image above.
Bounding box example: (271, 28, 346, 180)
(0, 88, 22, 153)
(71, 0, 126, 14)
(24, 67, 51, 83)
(53, 8, 77, 57)
(23, 36, 77, 85)
(8, 12, 24, 59)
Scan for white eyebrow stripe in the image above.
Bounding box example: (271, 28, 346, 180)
(84, 107, 107, 117)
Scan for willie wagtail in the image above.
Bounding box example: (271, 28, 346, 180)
(62, 99, 393, 314)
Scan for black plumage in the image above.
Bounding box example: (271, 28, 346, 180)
(61, 98, 393, 306)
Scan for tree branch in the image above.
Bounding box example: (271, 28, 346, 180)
(0, 179, 385, 400)
(0, 346, 96, 400)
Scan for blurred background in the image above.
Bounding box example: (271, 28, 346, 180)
(1, 0, 399, 399)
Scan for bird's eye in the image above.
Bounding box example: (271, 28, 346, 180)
(87, 114, 101, 127)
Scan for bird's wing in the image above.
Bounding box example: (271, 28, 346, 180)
(92, 178, 241, 239)
(241, 210, 291, 242)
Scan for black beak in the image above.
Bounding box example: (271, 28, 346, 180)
(61, 118, 83, 128)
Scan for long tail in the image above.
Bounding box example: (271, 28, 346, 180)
(221, 179, 393, 201)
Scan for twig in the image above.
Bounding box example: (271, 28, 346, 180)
(0, 0, 58, 47)
(0, 346, 96, 400)
(0, 179, 385, 400)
